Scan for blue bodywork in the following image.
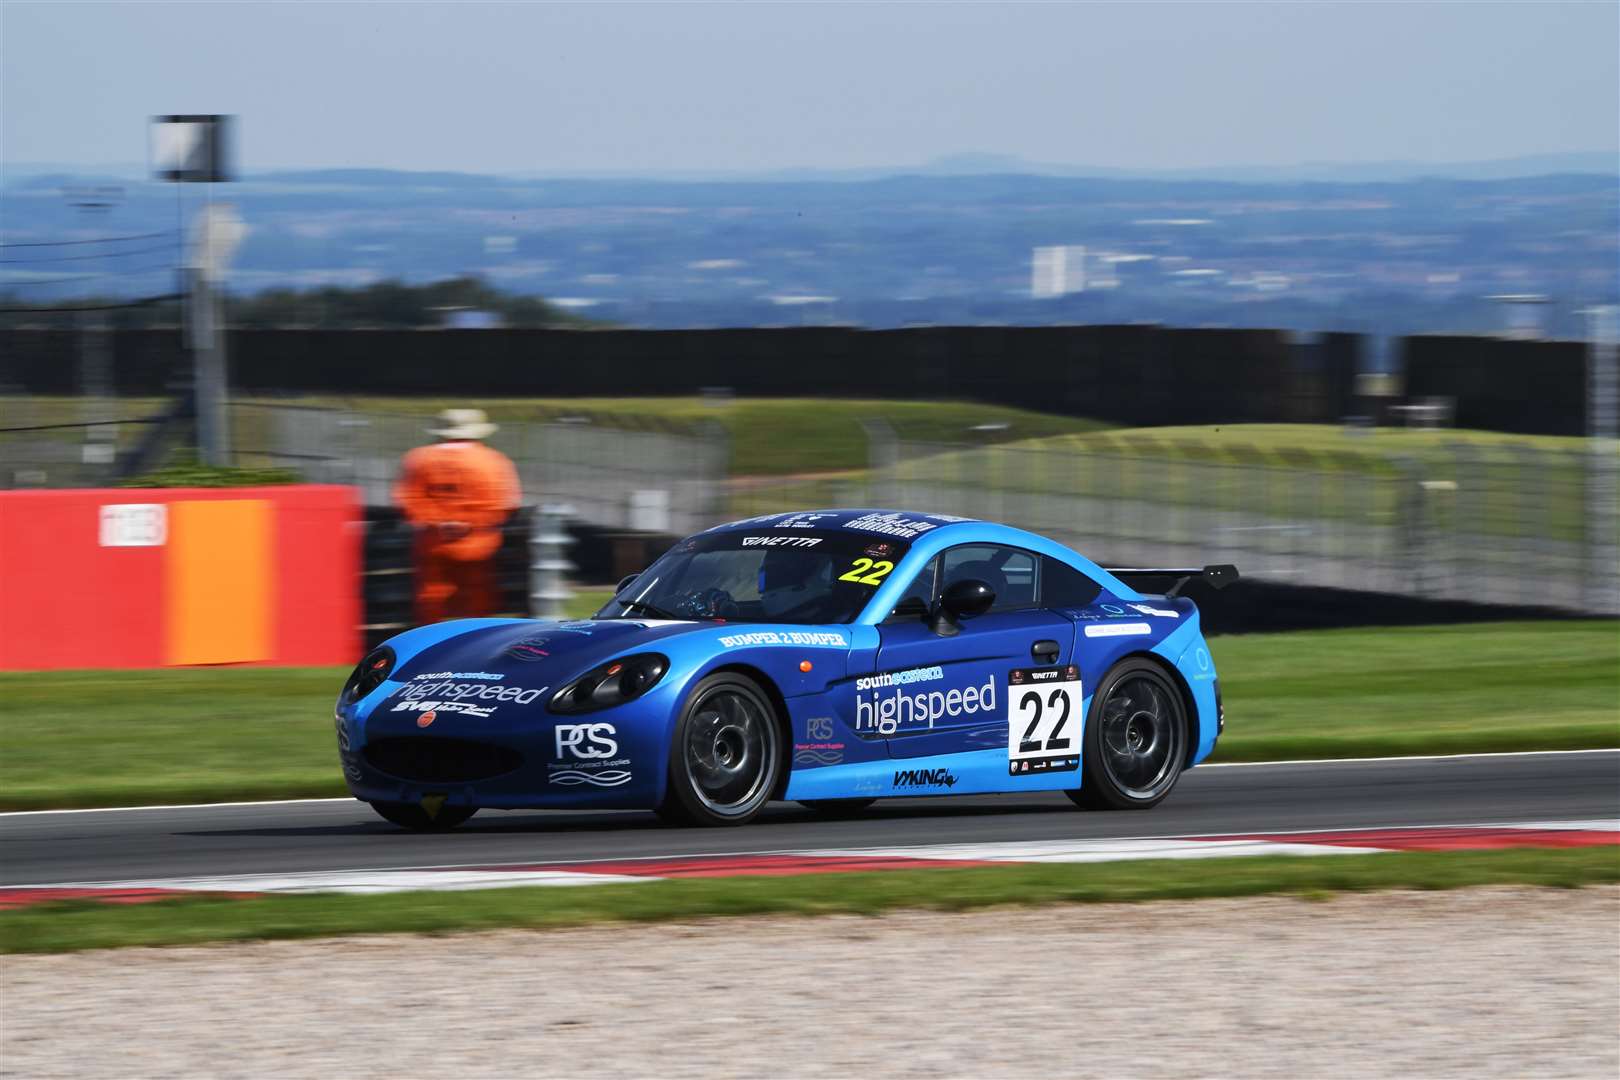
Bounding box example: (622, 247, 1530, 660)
(335, 510, 1222, 811)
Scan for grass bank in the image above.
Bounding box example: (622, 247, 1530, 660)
(3, 847, 1615, 954)
(0, 621, 1613, 811)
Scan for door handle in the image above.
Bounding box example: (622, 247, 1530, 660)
(1031, 639, 1060, 664)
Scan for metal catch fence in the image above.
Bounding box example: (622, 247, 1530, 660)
(863, 423, 1619, 615)
(230, 402, 731, 538)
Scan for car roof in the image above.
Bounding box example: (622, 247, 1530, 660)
(708, 509, 980, 540)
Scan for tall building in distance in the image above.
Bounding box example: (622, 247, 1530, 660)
(1031, 245, 1087, 298)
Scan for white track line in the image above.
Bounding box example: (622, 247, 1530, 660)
(14, 820, 1616, 895)
(15, 819, 1617, 890)
(1, 748, 1614, 818)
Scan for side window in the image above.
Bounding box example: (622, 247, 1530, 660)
(884, 556, 937, 622)
(940, 544, 1038, 612)
(1040, 556, 1102, 607)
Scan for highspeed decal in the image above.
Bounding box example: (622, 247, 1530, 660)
(393, 680, 547, 704)
(856, 672, 996, 736)
(717, 630, 847, 648)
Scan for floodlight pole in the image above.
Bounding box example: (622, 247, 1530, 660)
(152, 114, 236, 468)
(189, 264, 230, 467)
(1587, 305, 1619, 613)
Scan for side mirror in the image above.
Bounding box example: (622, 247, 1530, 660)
(942, 578, 995, 619)
(931, 578, 994, 635)
(615, 573, 640, 595)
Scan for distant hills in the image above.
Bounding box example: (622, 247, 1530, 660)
(3, 157, 1615, 339)
(5, 150, 1614, 187)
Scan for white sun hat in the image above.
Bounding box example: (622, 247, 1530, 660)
(430, 408, 499, 441)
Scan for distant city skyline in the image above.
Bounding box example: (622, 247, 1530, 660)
(3, 2, 1616, 175)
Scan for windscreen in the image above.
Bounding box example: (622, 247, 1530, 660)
(595, 530, 911, 625)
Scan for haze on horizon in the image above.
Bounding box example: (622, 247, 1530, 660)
(2, 1, 1616, 178)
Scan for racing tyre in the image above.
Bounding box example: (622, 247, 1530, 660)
(1066, 659, 1186, 811)
(369, 800, 479, 831)
(661, 673, 784, 826)
(798, 798, 877, 816)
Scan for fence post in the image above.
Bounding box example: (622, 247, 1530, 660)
(529, 503, 576, 619)
(862, 419, 899, 508)
(1588, 306, 1620, 614)
(1393, 456, 1432, 596)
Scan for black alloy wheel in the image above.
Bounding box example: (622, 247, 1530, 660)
(1067, 658, 1187, 810)
(661, 673, 784, 826)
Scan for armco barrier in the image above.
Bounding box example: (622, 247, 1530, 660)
(0, 485, 360, 670)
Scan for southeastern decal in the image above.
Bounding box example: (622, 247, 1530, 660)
(1128, 603, 1179, 618)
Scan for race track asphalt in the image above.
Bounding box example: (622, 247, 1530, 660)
(2, 751, 1616, 887)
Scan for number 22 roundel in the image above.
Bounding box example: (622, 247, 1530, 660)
(1007, 665, 1082, 775)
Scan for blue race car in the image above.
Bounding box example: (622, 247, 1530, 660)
(336, 510, 1235, 829)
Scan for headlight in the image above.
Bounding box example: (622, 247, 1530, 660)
(341, 646, 396, 705)
(549, 653, 668, 714)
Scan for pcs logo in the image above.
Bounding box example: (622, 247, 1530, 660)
(555, 723, 618, 760)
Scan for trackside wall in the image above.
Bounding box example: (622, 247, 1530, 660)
(0, 485, 360, 670)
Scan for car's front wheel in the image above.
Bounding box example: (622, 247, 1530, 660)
(661, 673, 784, 826)
(369, 800, 478, 831)
(1067, 658, 1186, 810)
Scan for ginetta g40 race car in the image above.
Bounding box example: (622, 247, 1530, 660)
(335, 510, 1235, 829)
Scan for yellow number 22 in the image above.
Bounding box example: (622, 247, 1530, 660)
(837, 558, 894, 586)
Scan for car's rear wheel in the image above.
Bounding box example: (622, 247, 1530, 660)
(369, 800, 478, 831)
(798, 798, 877, 816)
(1067, 659, 1185, 810)
(661, 673, 784, 826)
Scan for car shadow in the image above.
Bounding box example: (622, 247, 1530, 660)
(176, 793, 1078, 839)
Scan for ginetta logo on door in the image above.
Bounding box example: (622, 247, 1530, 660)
(555, 723, 619, 760)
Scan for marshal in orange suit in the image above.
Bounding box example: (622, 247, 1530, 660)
(393, 409, 522, 622)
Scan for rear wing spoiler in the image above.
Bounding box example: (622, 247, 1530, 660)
(1103, 564, 1240, 598)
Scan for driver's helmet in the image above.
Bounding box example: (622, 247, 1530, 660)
(757, 547, 828, 616)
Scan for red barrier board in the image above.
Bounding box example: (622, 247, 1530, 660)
(0, 486, 360, 670)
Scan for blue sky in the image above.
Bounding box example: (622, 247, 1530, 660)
(3, 1, 1616, 174)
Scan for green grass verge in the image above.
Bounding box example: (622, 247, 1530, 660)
(1208, 620, 1620, 761)
(0, 621, 1613, 811)
(4, 847, 1615, 954)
